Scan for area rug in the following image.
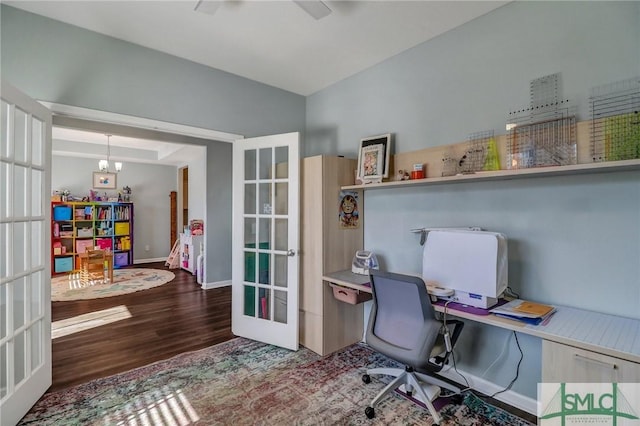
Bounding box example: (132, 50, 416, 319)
(20, 338, 534, 425)
(51, 268, 175, 301)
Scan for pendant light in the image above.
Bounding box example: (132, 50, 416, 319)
(98, 134, 123, 172)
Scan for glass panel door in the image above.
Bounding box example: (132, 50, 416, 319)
(232, 133, 299, 350)
(0, 80, 52, 426)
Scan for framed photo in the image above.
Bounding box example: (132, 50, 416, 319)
(93, 172, 117, 189)
(357, 133, 391, 183)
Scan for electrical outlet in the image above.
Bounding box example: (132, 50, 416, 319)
(145, 245, 150, 251)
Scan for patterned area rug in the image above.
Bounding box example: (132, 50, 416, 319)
(51, 268, 175, 301)
(20, 338, 534, 425)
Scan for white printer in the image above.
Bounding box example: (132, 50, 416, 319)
(422, 229, 508, 309)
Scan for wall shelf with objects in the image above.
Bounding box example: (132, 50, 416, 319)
(342, 120, 640, 191)
(51, 201, 134, 275)
(343, 158, 640, 191)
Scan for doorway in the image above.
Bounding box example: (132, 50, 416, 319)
(179, 166, 189, 233)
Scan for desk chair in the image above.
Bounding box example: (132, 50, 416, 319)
(81, 250, 107, 285)
(363, 270, 464, 424)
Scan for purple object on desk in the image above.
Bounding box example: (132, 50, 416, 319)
(432, 298, 509, 316)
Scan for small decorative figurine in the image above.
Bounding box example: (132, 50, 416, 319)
(122, 186, 132, 202)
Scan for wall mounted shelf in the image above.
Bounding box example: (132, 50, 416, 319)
(342, 158, 640, 191)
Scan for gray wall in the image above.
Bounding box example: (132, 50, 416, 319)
(1, 4, 306, 283)
(306, 1, 640, 399)
(51, 156, 177, 262)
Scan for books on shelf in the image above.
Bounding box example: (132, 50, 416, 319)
(489, 299, 556, 325)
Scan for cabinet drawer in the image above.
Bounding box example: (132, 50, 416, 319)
(542, 340, 640, 383)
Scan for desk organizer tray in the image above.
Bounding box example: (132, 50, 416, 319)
(330, 283, 372, 305)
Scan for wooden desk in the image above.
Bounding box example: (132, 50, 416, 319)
(323, 270, 640, 381)
(78, 251, 114, 284)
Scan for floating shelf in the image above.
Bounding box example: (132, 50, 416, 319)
(342, 159, 640, 191)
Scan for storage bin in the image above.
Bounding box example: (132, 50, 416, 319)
(75, 239, 94, 254)
(114, 222, 130, 235)
(53, 206, 72, 221)
(114, 252, 128, 266)
(54, 256, 73, 273)
(76, 227, 93, 237)
(329, 283, 372, 305)
(96, 238, 112, 250)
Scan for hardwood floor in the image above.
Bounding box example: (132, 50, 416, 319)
(50, 262, 233, 392)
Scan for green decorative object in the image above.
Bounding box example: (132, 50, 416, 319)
(483, 137, 501, 171)
(605, 112, 640, 161)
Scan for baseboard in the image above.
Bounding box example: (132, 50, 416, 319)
(134, 257, 167, 264)
(438, 365, 537, 415)
(201, 280, 231, 290)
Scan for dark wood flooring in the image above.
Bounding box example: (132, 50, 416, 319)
(50, 262, 233, 392)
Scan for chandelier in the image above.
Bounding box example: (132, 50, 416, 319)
(98, 134, 123, 172)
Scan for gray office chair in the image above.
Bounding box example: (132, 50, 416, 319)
(363, 270, 464, 424)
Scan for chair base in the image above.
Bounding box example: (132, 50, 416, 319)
(364, 367, 460, 424)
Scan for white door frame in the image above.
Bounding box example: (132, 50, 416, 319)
(39, 102, 242, 143)
(43, 102, 241, 277)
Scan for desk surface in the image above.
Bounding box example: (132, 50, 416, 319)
(323, 270, 640, 364)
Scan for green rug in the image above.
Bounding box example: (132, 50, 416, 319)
(20, 338, 534, 425)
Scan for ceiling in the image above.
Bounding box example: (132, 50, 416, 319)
(6, 0, 509, 96)
(52, 127, 206, 167)
(8, 0, 509, 160)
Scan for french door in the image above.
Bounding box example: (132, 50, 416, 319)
(232, 132, 300, 350)
(0, 81, 52, 426)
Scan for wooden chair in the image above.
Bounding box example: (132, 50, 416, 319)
(81, 250, 107, 285)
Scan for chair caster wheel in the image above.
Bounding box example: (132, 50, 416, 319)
(406, 390, 413, 397)
(362, 374, 371, 384)
(365, 406, 375, 419)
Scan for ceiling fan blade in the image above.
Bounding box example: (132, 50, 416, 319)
(194, 0, 222, 16)
(293, 1, 332, 20)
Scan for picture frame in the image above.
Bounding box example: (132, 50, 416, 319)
(93, 172, 117, 189)
(357, 133, 391, 183)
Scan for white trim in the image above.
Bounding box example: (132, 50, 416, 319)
(39, 102, 244, 143)
(437, 366, 537, 415)
(134, 257, 167, 264)
(201, 280, 232, 290)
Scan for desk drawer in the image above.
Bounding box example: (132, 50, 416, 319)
(542, 340, 640, 383)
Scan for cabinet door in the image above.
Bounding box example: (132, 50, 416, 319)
(542, 340, 640, 383)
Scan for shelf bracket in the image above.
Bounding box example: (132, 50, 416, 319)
(410, 226, 484, 246)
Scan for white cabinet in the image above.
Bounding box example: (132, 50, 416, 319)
(180, 233, 203, 275)
(542, 340, 640, 383)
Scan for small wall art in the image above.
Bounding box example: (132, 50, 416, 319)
(93, 172, 117, 189)
(338, 190, 359, 229)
